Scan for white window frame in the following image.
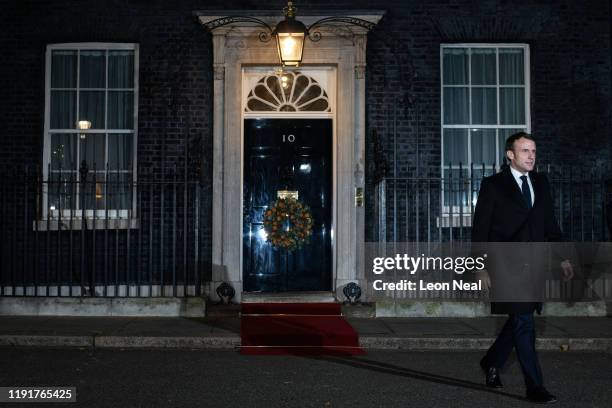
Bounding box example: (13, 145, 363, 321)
(440, 43, 531, 217)
(42, 43, 139, 222)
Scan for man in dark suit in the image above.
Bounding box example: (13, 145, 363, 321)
(472, 132, 573, 404)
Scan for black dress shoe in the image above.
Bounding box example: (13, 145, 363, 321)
(480, 358, 503, 388)
(526, 387, 557, 404)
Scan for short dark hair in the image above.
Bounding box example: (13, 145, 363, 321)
(505, 131, 535, 152)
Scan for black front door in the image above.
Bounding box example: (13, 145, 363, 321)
(243, 118, 332, 292)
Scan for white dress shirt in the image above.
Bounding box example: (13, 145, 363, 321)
(510, 166, 534, 206)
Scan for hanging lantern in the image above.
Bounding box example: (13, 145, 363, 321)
(273, 2, 307, 67)
(202, 2, 377, 68)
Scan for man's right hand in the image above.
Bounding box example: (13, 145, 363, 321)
(475, 269, 491, 291)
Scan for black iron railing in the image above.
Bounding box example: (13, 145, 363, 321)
(1, 163, 610, 297)
(0, 166, 209, 297)
(373, 164, 612, 243)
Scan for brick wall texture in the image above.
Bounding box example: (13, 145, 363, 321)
(1, 0, 610, 272)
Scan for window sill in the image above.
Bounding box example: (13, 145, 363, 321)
(33, 218, 139, 231)
(436, 214, 472, 228)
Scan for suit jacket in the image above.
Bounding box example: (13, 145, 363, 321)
(472, 166, 563, 314)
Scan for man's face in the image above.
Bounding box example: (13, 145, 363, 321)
(506, 137, 536, 173)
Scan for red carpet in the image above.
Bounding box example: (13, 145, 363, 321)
(240, 303, 365, 356)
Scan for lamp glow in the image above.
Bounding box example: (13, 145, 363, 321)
(77, 120, 91, 130)
(203, 1, 377, 69)
(78, 120, 92, 140)
(273, 2, 306, 67)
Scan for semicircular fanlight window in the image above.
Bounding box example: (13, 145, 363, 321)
(245, 72, 330, 113)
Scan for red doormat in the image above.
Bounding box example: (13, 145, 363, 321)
(240, 303, 365, 356)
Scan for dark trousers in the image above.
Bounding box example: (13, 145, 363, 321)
(483, 313, 544, 391)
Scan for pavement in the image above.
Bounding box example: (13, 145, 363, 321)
(4, 349, 612, 407)
(1, 315, 612, 351)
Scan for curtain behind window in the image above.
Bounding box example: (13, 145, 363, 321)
(442, 47, 526, 167)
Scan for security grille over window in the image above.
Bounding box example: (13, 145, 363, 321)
(245, 71, 330, 112)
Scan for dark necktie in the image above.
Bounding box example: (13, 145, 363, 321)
(520, 175, 532, 209)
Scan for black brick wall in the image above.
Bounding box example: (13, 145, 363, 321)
(1, 0, 610, 259)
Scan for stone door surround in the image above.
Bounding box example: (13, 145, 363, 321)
(197, 10, 384, 301)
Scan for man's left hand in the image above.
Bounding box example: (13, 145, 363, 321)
(561, 260, 574, 281)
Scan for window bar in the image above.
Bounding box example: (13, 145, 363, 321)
(404, 179, 409, 242)
(580, 167, 585, 242)
(603, 176, 608, 241)
(496, 48, 500, 134)
(182, 139, 188, 297)
(410, 179, 414, 243)
(496, 130, 500, 172)
(148, 177, 153, 297)
(448, 163, 454, 243)
(427, 174, 431, 243)
(591, 169, 592, 242)
(34, 166, 40, 296)
(74, 47, 82, 284)
(459, 162, 464, 241)
(0, 171, 3, 295)
(481, 162, 487, 186)
(23, 166, 29, 296)
(376, 181, 381, 242)
(590, 169, 595, 242)
(2, 169, 10, 295)
(393, 101, 397, 243)
(114, 174, 119, 297)
(402, 177, 414, 242)
(569, 167, 574, 240)
(104, 164, 109, 297)
(172, 165, 177, 297)
(438, 175, 442, 244)
(567, 167, 573, 298)
(10, 167, 16, 295)
(0, 171, 4, 296)
(126, 172, 132, 295)
(79, 164, 86, 296)
(468, 48, 472, 146)
(137, 170, 142, 297)
(46, 164, 51, 296)
(194, 180, 201, 296)
(56, 164, 62, 296)
(160, 169, 165, 296)
(415, 175, 420, 242)
(183, 169, 188, 297)
(558, 168, 564, 235)
(406, 176, 419, 242)
(470, 162, 475, 220)
(404, 181, 408, 242)
(92, 164, 97, 296)
(69, 170, 74, 297)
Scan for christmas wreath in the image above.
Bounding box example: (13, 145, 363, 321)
(263, 197, 314, 251)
